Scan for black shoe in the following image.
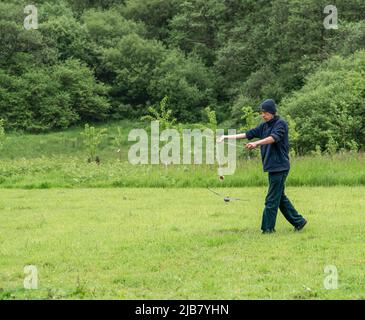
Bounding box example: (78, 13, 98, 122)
(295, 220, 307, 232)
(262, 229, 276, 234)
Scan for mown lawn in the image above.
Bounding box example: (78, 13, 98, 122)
(0, 187, 364, 300)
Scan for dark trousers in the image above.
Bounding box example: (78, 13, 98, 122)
(261, 170, 305, 231)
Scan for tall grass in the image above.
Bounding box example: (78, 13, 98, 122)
(0, 120, 364, 188)
(0, 153, 364, 189)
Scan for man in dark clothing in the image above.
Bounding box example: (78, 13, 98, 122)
(217, 99, 307, 234)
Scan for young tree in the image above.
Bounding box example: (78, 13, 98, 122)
(141, 96, 177, 131)
(113, 127, 124, 161)
(0, 119, 6, 152)
(81, 124, 108, 164)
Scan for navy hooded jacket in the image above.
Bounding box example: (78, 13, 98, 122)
(245, 116, 290, 173)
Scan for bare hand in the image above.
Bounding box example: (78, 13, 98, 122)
(216, 136, 225, 144)
(246, 142, 259, 150)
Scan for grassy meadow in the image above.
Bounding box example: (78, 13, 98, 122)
(1, 0, 364, 302)
(1, 187, 364, 300)
(0, 120, 364, 189)
(0, 121, 364, 300)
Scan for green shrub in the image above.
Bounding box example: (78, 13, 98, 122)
(0, 60, 110, 132)
(281, 50, 365, 155)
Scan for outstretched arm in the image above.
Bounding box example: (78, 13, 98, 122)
(217, 133, 246, 143)
(217, 123, 264, 144)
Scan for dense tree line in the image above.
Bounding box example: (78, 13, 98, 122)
(0, 0, 364, 154)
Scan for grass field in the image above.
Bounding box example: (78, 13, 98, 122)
(1, 120, 365, 189)
(1, 154, 365, 189)
(1, 187, 364, 300)
(1, 121, 364, 300)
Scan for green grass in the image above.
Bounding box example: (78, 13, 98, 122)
(0, 120, 140, 161)
(1, 120, 364, 188)
(0, 187, 364, 299)
(0, 154, 364, 188)
(1, 121, 364, 300)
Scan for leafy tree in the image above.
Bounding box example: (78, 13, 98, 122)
(148, 49, 216, 122)
(52, 59, 111, 122)
(0, 2, 55, 71)
(101, 33, 165, 117)
(122, 0, 180, 42)
(1, 0, 365, 144)
(0, 67, 76, 132)
(281, 50, 365, 154)
(325, 21, 365, 57)
(168, 0, 226, 66)
(100, 32, 215, 122)
(141, 96, 177, 131)
(0, 60, 110, 132)
(229, 95, 258, 127)
(40, 15, 91, 62)
(67, 0, 125, 15)
(82, 8, 146, 49)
